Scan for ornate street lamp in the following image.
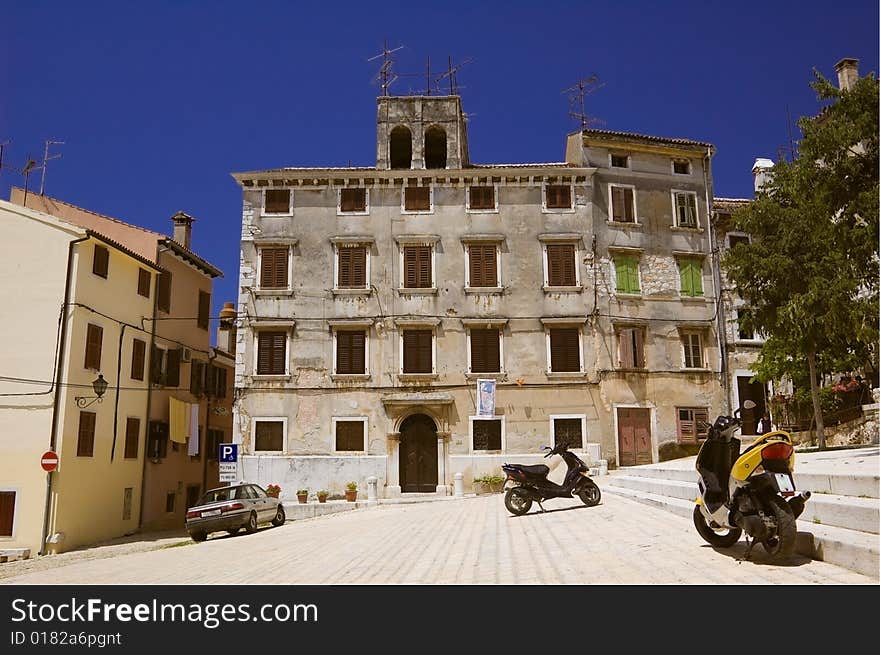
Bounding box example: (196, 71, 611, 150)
(75, 374, 109, 408)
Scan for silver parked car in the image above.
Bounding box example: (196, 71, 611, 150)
(185, 482, 285, 542)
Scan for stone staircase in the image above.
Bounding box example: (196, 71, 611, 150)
(602, 448, 880, 579)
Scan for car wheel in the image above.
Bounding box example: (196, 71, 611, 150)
(271, 505, 286, 527)
(244, 511, 258, 534)
(190, 531, 207, 543)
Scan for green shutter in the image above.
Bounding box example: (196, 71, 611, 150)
(615, 256, 640, 294)
(679, 258, 703, 297)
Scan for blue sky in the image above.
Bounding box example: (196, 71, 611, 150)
(2, 1, 877, 335)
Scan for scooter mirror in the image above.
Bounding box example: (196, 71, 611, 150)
(742, 400, 756, 410)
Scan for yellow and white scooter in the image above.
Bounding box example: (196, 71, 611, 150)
(694, 400, 810, 560)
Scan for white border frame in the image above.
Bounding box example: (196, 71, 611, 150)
(608, 183, 638, 224)
(608, 152, 631, 169)
(262, 188, 294, 217)
(681, 330, 706, 370)
(251, 416, 287, 454)
(256, 244, 293, 292)
(464, 242, 502, 289)
(545, 325, 584, 374)
(401, 185, 434, 215)
(398, 242, 437, 292)
(671, 158, 692, 176)
(399, 326, 436, 374)
(468, 415, 506, 453)
(548, 414, 587, 451)
(336, 188, 371, 216)
(671, 189, 700, 229)
(332, 327, 370, 376)
(541, 182, 575, 214)
(331, 416, 368, 453)
(465, 184, 499, 213)
(252, 329, 291, 376)
(466, 326, 504, 374)
(333, 243, 371, 291)
(541, 241, 581, 287)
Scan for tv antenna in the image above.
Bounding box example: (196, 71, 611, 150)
(21, 155, 40, 206)
(562, 74, 605, 129)
(0, 140, 10, 176)
(39, 139, 64, 195)
(434, 56, 472, 96)
(368, 39, 404, 96)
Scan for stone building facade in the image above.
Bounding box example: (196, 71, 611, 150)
(230, 95, 726, 499)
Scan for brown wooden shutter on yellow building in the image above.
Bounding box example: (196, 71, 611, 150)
(131, 338, 146, 381)
(198, 291, 210, 330)
(77, 411, 96, 457)
(84, 324, 103, 370)
(137, 269, 151, 297)
(124, 417, 140, 458)
(92, 244, 109, 278)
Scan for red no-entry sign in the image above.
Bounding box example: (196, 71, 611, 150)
(41, 450, 59, 472)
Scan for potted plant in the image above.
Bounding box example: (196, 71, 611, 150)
(344, 481, 358, 502)
(265, 484, 281, 498)
(316, 490, 329, 503)
(474, 474, 505, 494)
(296, 489, 308, 504)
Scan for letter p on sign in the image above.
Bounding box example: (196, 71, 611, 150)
(219, 443, 238, 463)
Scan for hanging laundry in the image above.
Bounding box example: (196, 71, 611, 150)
(187, 403, 200, 456)
(169, 397, 187, 444)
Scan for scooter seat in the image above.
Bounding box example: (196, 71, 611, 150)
(504, 464, 550, 477)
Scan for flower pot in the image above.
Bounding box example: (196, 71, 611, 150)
(317, 495, 328, 504)
(345, 490, 357, 502)
(297, 494, 308, 504)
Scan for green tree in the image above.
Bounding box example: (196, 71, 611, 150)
(723, 70, 879, 448)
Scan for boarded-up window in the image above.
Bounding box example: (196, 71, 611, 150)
(131, 338, 146, 381)
(403, 245, 432, 288)
(137, 269, 151, 298)
(157, 271, 172, 313)
(337, 245, 367, 288)
(0, 491, 16, 537)
(335, 420, 365, 451)
(93, 244, 109, 278)
(264, 189, 291, 214)
(553, 418, 584, 449)
(336, 330, 366, 375)
(84, 323, 103, 370)
(473, 419, 502, 450)
(549, 328, 580, 372)
(468, 244, 498, 287)
(679, 258, 703, 297)
(340, 188, 367, 212)
(259, 247, 289, 289)
(255, 421, 284, 451)
(77, 411, 96, 457)
(675, 192, 698, 227)
(611, 186, 635, 222)
(546, 244, 576, 286)
(614, 255, 640, 294)
(470, 328, 501, 373)
(618, 327, 645, 368)
(677, 407, 710, 443)
(124, 417, 140, 459)
(545, 185, 571, 209)
(683, 332, 703, 368)
(468, 186, 495, 210)
(402, 329, 433, 373)
(257, 331, 286, 375)
(404, 186, 431, 211)
(197, 291, 210, 330)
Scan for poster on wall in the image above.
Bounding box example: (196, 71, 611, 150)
(477, 378, 495, 417)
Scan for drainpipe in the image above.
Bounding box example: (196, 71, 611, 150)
(202, 349, 217, 494)
(703, 147, 729, 413)
(109, 324, 126, 461)
(41, 233, 90, 555)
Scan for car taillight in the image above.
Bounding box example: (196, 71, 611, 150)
(221, 502, 244, 512)
(762, 442, 793, 460)
(185, 511, 200, 519)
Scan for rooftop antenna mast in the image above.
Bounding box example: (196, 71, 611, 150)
(0, 140, 10, 176)
(434, 56, 472, 96)
(22, 155, 39, 206)
(562, 74, 604, 129)
(368, 39, 404, 96)
(39, 139, 64, 195)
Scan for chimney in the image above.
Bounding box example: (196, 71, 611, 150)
(217, 302, 237, 354)
(834, 58, 859, 91)
(171, 211, 194, 249)
(752, 158, 774, 194)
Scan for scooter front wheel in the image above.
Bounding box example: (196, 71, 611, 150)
(577, 480, 601, 507)
(692, 505, 742, 548)
(504, 488, 533, 516)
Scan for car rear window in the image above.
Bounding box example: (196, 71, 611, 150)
(199, 487, 249, 504)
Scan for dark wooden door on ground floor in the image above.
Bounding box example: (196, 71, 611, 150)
(400, 414, 438, 493)
(617, 407, 652, 466)
(737, 376, 767, 435)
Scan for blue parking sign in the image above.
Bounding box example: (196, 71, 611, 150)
(219, 443, 238, 463)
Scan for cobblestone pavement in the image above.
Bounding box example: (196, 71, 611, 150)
(1, 493, 876, 585)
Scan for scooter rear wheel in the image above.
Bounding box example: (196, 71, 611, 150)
(504, 488, 533, 516)
(761, 496, 797, 559)
(577, 480, 601, 507)
(692, 505, 742, 548)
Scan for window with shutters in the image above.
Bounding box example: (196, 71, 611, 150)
(336, 245, 368, 289)
(678, 257, 704, 297)
(93, 244, 109, 278)
(124, 417, 140, 459)
(137, 268, 151, 298)
(259, 247, 289, 289)
(157, 270, 172, 313)
(254, 420, 284, 452)
(211, 365, 228, 398)
(256, 331, 287, 375)
(403, 186, 432, 212)
(552, 416, 584, 449)
(131, 338, 146, 381)
(673, 191, 698, 228)
(672, 159, 691, 175)
(84, 323, 103, 370)
(617, 326, 646, 369)
(77, 411, 96, 457)
(197, 290, 210, 330)
(609, 184, 636, 223)
(545, 243, 577, 287)
(334, 418, 367, 452)
(677, 407, 710, 443)
(469, 328, 501, 373)
(544, 184, 573, 211)
(466, 244, 499, 288)
(471, 418, 503, 451)
(613, 254, 641, 294)
(190, 360, 205, 396)
(263, 189, 292, 215)
(0, 491, 16, 537)
(335, 330, 367, 375)
(548, 327, 581, 373)
(402, 245, 433, 289)
(149, 347, 179, 387)
(165, 492, 176, 513)
(682, 331, 704, 369)
(467, 185, 496, 211)
(402, 329, 434, 374)
(206, 429, 223, 460)
(148, 421, 169, 459)
(339, 188, 368, 214)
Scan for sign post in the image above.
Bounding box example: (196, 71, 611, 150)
(218, 443, 238, 483)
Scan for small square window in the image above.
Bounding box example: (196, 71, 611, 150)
(553, 417, 584, 449)
(673, 160, 691, 175)
(545, 185, 572, 210)
(340, 188, 367, 213)
(677, 407, 709, 443)
(264, 189, 291, 214)
(610, 154, 629, 168)
(335, 420, 366, 452)
(472, 419, 502, 450)
(254, 420, 284, 451)
(404, 186, 431, 211)
(468, 186, 495, 210)
(728, 234, 750, 250)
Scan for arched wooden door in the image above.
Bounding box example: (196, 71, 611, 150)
(399, 414, 438, 493)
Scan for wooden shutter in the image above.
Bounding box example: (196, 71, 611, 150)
(257, 331, 286, 375)
(150, 347, 164, 385)
(677, 407, 709, 443)
(338, 245, 366, 288)
(546, 185, 570, 209)
(255, 421, 284, 451)
(618, 327, 645, 368)
(92, 244, 109, 278)
(550, 328, 580, 372)
(336, 330, 366, 374)
(470, 328, 500, 373)
(77, 411, 96, 457)
(84, 324, 103, 370)
(215, 366, 227, 398)
(473, 420, 502, 450)
(340, 188, 366, 212)
(0, 491, 14, 537)
(190, 360, 204, 396)
(404, 245, 432, 288)
(131, 338, 146, 381)
(469, 186, 494, 210)
(157, 271, 172, 313)
(677, 193, 697, 227)
(403, 329, 432, 373)
(612, 187, 634, 222)
(404, 187, 431, 211)
(166, 349, 181, 387)
(615, 256, 640, 294)
(260, 247, 288, 288)
(547, 244, 576, 286)
(198, 291, 210, 329)
(469, 244, 497, 287)
(335, 421, 364, 451)
(264, 189, 290, 214)
(124, 417, 140, 458)
(137, 269, 151, 298)
(679, 258, 703, 297)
